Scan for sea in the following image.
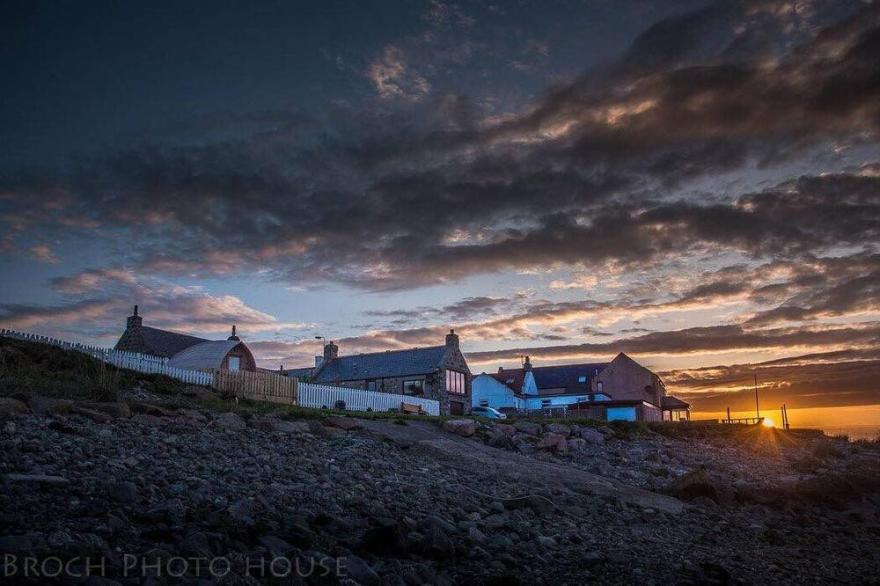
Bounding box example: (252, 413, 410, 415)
(694, 404, 880, 441)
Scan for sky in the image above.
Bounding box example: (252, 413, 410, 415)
(1, 0, 879, 413)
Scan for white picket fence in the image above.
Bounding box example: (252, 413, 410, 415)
(298, 383, 440, 416)
(0, 328, 440, 415)
(0, 328, 213, 386)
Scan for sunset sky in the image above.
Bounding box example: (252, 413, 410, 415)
(2, 0, 879, 412)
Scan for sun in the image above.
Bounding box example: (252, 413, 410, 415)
(762, 417, 775, 428)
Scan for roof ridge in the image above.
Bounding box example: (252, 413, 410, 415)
(333, 345, 445, 360)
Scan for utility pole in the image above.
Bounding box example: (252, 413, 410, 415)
(754, 374, 760, 419)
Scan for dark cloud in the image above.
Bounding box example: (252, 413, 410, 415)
(1, 3, 878, 291)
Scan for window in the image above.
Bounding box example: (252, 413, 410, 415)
(479, 400, 489, 407)
(597, 381, 604, 393)
(228, 356, 241, 371)
(367, 380, 377, 391)
(541, 399, 551, 408)
(577, 375, 586, 383)
(403, 380, 424, 396)
(445, 370, 467, 395)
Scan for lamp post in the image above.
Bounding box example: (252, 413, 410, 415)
(754, 373, 760, 419)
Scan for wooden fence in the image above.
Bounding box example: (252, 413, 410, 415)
(214, 369, 297, 405)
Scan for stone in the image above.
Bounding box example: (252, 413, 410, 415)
(567, 438, 587, 452)
(131, 414, 166, 426)
(502, 495, 555, 514)
(0, 397, 28, 417)
(668, 469, 719, 502)
(579, 427, 606, 444)
(496, 424, 517, 436)
(177, 409, 207, 422)
(273, 419, 311, 433)
(78, 401, 132, 418)
(483, 513, 508, 529)
(107, 480, 138, 503)
(513, 420, 542, 436)
(468, 526, 487, 545)
(27, 395, 71, 415)
(3, 473, 70, 485)
(211, 412, 246, 431)
(128, 402, 174, 417)
(545, 423, 571, 436)
(258, 535, 294, 556)
(537, 433, 568, 453)
(442, 418, 477, 437)
(325, 416, 362, 431)
(537, 535, 557, 548)
(228, 499, 256, 527)
(341, 555, 381, 586)
(70, 406, 113, 423)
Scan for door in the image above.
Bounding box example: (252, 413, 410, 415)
(449, 401, 464, 416)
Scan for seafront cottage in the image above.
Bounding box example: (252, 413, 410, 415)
(114, 306, 256, 371)
(283, 330, 471, 415)
(472, 353, 690, 422)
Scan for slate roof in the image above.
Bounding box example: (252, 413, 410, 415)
(531, 363, 609, 395)
(168, 340, 241, 370)
(490, 369, 526, 393)
(284, 367, 315, 380)
(119, 326, 208, 358)
(315, 346, 448, 382)
(661, 395, 691, 410)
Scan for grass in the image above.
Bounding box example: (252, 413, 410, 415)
(0, 336, 185, 402)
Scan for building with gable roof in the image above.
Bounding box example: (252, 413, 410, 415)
(473, 353, 689, 421)
(114, 306, 256, 371)
(283, 330, 471, 415)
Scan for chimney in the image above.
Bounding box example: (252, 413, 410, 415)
(126, 305, 143, 330)
(445, 329, 459, 349)
(523, 356, 532, 372)
(323, 341, 338, 362)
(227, 324, 240, 341)
(498, 366, 504, 374)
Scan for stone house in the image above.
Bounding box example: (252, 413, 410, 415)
(114, 306, 256, 371)
(284, 330, 472, 415)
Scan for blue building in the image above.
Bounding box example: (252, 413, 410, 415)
(472, 353, 690, 422)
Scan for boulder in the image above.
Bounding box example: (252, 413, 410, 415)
(537, 433, 568, 453)
(513, 420, 542, 436)
(668, 469, 719, 502)
(566, 438, 587, 452)
(69, 406, 113, 423)
(0, 397, 28, 418)
(501, 495, 555, 514)
(545, 423, 571, 436)
(177, 409, 207, 422)
(325, 416, 362, 431)
(341, 555, 382, 586)
(107, 480, 138, 504)
(496, 424, 517, 436)
(442, 419, 477, 437)
(28, 395, 72, 415)
(78, 401, 132, 418)
(211, 412, 246, 432)
(272, 420, 311, 434)
(131, 414, 167, 426)
(580, 427, 606, 444)
(129, 402, 174, 417)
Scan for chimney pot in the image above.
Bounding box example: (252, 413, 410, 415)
(323, 341, 338, 361)
(126, 305, 143, 330)
(445, 329, 460, 349)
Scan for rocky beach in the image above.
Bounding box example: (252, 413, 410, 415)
(1, 338, 880, 585)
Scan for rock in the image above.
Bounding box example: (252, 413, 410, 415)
(442, 419, 477, 437)
(580, 428, 606, 444)
(341, 555, 382, 586)
(483, 513, 508, 529)
(181, 385, 216, 400)
(177, 409, 207, 422)
(502, 495, 555, 514)
(325, 416, 362, 431)
(143, 499, 186, 524)
(496, 424, 517, 436)
(537, 535, 557, 548)
(272, 419, 311, 433)
(318, 425, 348, 438)
(567, 438, 587, 452)
(258, 535, 294, 556)
(107, 480, 138, 503)
(424, 525, 456, 559)
(28, 395, 71, 415)
(228, 499, 256, 527)
(0, 397, 28, 417)
(181, 531, 213, 558)
(48, 418, 78, 434)
(128, 402, 174, 417)
(211, 412, 246, 431)
(513, 420, 542, 436)
(537, 433, 568, 453)
(130, 414, 167, 426)
(668, 469, 719, 502)
(78, 401, 132, 418)
(545, 423, 571, 436)
(468, 527, 487, 545)
(487, 430, 514, 449)
(70, 406, 113, 423)
(3, 473, 70, 485)
(0, 533, 46, 552)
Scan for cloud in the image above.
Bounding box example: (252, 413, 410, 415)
(367, 45, 430, 100)
(29, 244, 58, 264)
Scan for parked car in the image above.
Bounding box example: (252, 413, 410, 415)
(471, 406, 507, 419)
